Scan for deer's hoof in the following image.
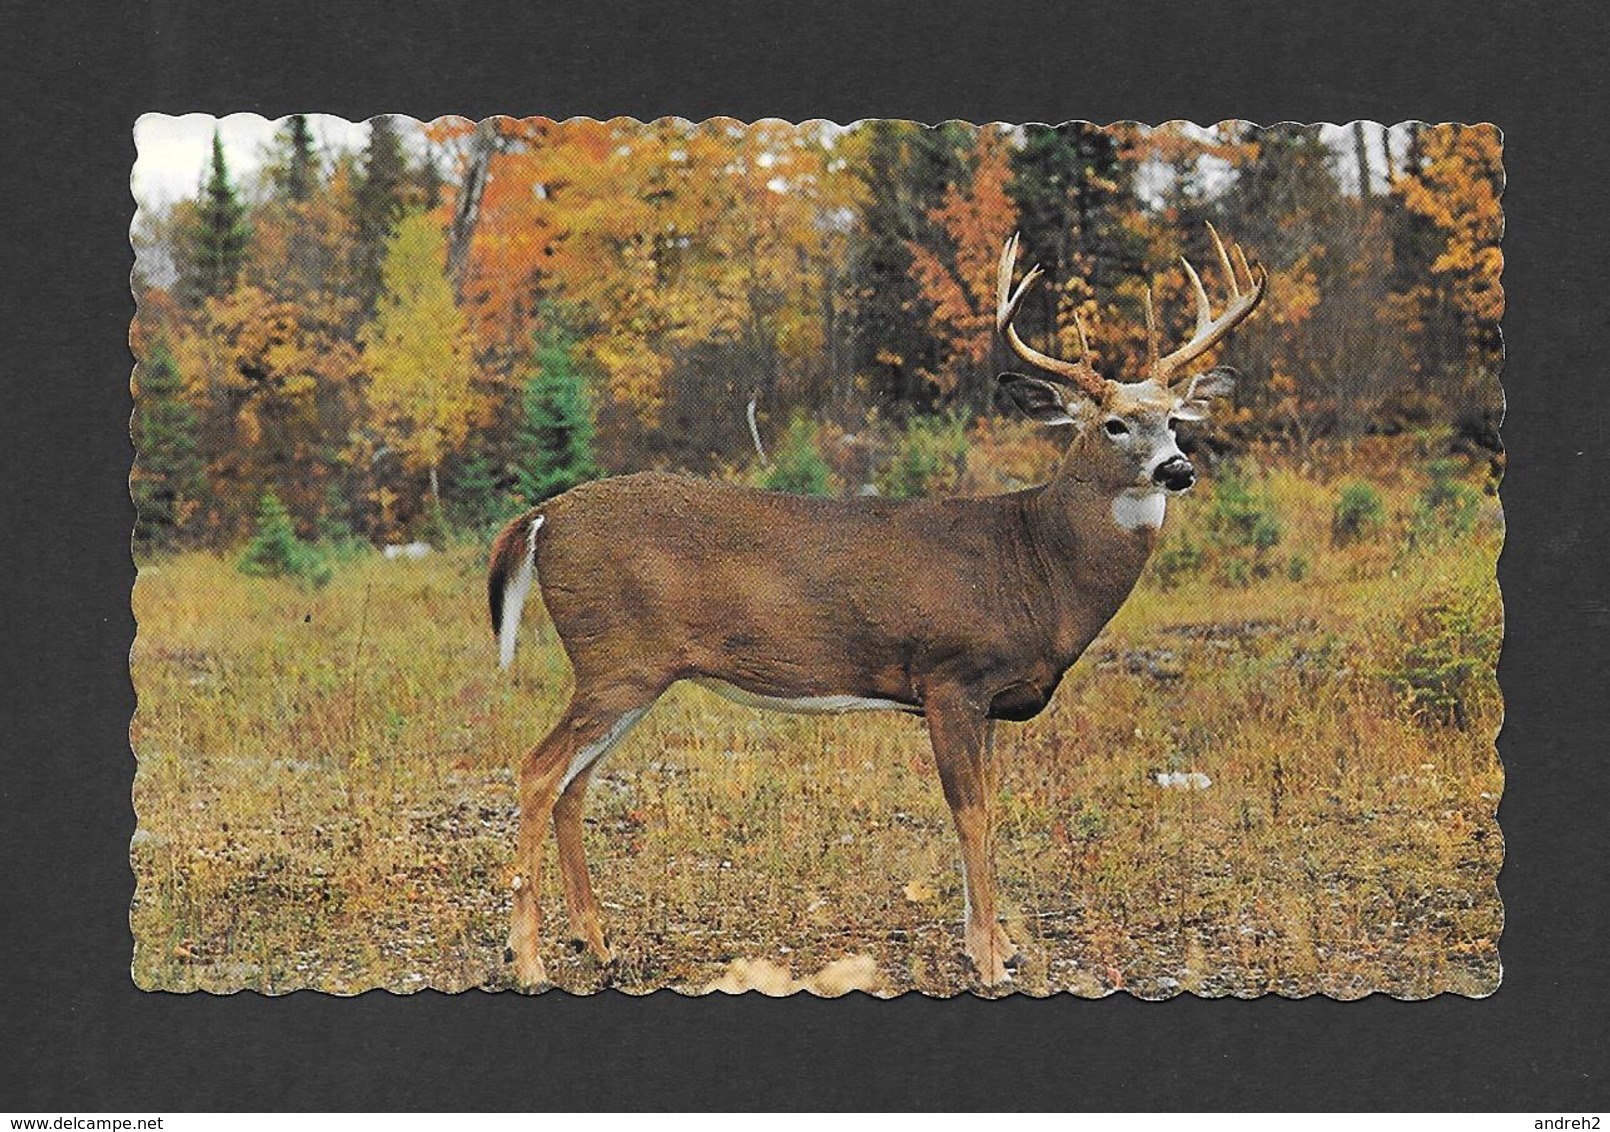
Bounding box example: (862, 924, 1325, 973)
(962, 951, 1015, 987)
(508, 948, 551, 992)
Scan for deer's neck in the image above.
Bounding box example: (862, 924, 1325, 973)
(1015, 445, 1164, 656)
(1032, 469, 1164, 568)
(1047, 429, 1167, 525)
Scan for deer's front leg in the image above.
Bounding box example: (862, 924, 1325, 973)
(925, 691, 1018, 985)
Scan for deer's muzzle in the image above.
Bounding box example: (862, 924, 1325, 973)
(1153, 456, 1195, 492)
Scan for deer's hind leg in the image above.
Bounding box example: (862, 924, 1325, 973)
(508, 683, 655, 990)
(925, 690, 1019, 986)
(553, 734, 640, 965)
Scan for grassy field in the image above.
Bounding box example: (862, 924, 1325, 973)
(130, 446, 1503, 997)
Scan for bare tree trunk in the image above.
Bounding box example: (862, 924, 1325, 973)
(1405, 122, 1426, 177)
(448, 119, 501, 301)
(1352, 121, 1373, 201)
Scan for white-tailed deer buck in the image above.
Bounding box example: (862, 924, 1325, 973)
(488, 225, 1266, 988)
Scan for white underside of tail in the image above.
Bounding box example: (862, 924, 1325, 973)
(498, 515, 544, 669)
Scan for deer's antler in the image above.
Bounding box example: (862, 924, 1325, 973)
(996, 233, 1109, 402)
(1150, 223, 1267, 386)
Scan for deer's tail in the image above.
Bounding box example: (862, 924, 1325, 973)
(488, 511, 546, 669)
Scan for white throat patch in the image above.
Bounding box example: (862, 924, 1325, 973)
(1111, 489, 1167, 531)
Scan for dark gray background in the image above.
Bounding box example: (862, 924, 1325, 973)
(3, 0, 1606, 1111)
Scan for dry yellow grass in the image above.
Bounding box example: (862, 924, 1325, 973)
(130, 452, 1503, 997)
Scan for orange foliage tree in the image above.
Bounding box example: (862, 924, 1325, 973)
(908, 126, 1018, 404)
(1395, 124, 1504, 368)
(175, 284, 365, 536)
(439, 117, 859, 445)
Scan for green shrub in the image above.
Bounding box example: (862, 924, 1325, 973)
(1151, 534, 1206, 590)
(877, 415, 968, 499)
(1411, 458, 1480, 545)
(1217, 556, 1252, 589)
(1384, 578, 1500, 728)
(314, 529, 372, 564)
(1249, 513, 1282, 555)
(1207, 462, 1283, 582)
(238, 491, 331, 588)
(1332, 480, 1386, 546)
(1286, 554, 1310, 582)
(1209, 464, 1274, 547)
(762, 415, 832, 497)
(417, 493, 452, 550)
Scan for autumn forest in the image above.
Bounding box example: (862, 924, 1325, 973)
(131, 117, 1502, 551)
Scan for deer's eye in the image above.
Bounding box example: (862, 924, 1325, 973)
(1104, 419, 1130, 436)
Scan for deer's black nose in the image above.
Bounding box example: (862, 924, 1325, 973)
(1154, 456, 1195, 492)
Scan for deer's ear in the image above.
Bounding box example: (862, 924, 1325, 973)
(1175, 366, 1237, 421)
(998, 373, 1078, 426)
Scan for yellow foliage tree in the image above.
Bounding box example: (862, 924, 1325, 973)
(359, 212, 478, 514)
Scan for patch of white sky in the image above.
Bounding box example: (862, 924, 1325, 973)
(1131, 121, 1414, 207)
(133, 115, 1413, 215)
(132, 113, 433, 209)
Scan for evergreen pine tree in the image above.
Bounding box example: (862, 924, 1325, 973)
(1008, 124, 1138, 342)
(131, 338, 204, 549)
(239, 490, 331, 586)
(447, 453, 508, 533)
(184, 129, 250, 306)
(351, 115, 410, 321)
(514, 320, 600, 505)
(270, 114, 317, 202)
(846, 121, 971, 410)
(418, 147, 444, 211)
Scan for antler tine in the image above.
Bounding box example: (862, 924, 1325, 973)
(1233, 243, 1256, 292)
(1207, 222, 1240, 299)
(1180, 256, 1212, 336)
(1000, 268, 1044, 330)
(1150, 225, 1268, 386)
(995, 233, 1042, 334)
(995, 235, 1109, 401)
(995, 231, 1019, 325)
(1141, 284, 1160, 372)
